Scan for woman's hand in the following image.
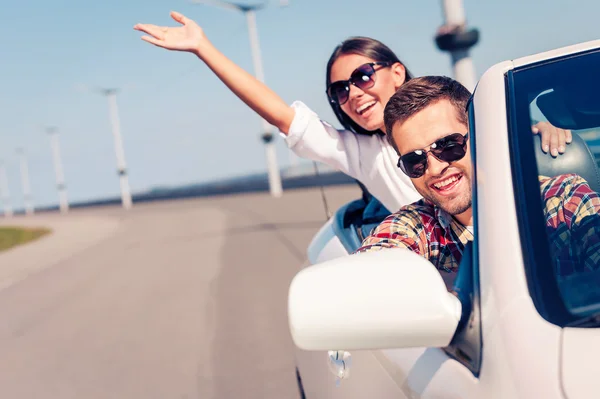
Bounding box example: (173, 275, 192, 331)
(134, 11, 207, 55)
(532, 121, 572, 157)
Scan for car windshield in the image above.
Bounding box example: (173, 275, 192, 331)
(509, 48, 600, 324)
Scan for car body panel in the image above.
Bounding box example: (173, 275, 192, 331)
(512, 39, 600, 68)
(307, 218, 347, 265)
(381, 347, 480, 398)
(295, 350, 409, 399)
(561, 328, 600, 399)
(479, 295, 563, 399)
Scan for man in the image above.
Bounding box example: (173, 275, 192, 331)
(357, 76, 600, 284)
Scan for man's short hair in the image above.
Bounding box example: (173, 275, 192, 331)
(384, 76, 472, 154)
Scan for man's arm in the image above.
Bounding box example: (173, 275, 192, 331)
(542, 174, 600, 310)
(565, 176, 600, 271)
(543, 174, 600, 274)
(355, 208, 427, 255)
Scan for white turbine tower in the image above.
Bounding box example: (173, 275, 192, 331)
(16, 148, 34, 216)
(435, 0, 479, 91)
(78, 83, 134, 209)
(101, 88, 133, 209)
(191, 0, 287, 197)
(46, 127, 69, 214)
(0, 160, 12, 217)
(81, 86, 133, 210)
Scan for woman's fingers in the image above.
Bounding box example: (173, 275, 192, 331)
(135, 12, 204, 52)
(134, 24, 166, 40)
(533, 121, 572, 156)
(140, 35, 165, 47)
(170, 10, 188, 25)
(557, 128, 567, 153)
(565, 129, 573, 144)
(533, 125, 550, 153)
(548, 128, 559, 156)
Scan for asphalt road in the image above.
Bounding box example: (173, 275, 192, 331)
(0, 185, 360, 399)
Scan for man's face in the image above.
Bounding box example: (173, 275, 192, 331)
(392, 99, 472, 218)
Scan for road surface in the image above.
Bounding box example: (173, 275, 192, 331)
(0, 185, 360, 399)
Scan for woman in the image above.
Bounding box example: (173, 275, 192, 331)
(134, 11, 569, 212)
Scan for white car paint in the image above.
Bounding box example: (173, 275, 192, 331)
(306, 219, 346, 265)
(512, 39, 600, 68)
(561, 328, 600, 398)
(291, 40, 600, 399)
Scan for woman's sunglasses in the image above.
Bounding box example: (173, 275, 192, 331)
(327, 62, 390, 106)
(397, 133, 469, 178)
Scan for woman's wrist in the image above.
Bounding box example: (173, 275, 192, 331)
(192, 38, 213, 59)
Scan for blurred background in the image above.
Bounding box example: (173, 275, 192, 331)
(0, 0, 597, 212)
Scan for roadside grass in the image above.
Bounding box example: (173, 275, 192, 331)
(0, 227, 51, 252)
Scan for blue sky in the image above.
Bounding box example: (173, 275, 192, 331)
(0, 0, 598, 209)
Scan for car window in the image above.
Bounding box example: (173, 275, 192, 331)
(509, 50, 600, 324)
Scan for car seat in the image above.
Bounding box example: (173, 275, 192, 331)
(533, 133, 600, 193)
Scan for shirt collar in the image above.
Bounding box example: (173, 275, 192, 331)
(435, 206, 474, 245)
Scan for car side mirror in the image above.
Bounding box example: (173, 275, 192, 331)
(288, 248, 462, 351)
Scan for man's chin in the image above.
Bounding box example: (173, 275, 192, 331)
(427, 193, 471, 216)
(442, 203, 472, 217)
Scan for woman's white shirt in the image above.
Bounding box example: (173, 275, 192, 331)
(282, 101, 422, 212)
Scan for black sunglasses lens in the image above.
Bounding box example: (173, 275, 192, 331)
(328, 64, 378, 105)
(432, 134, 467, 162)
(328, 82, 349, 105)
(400, 152, 428, 178)
(439, 145, 467, 162)
(351, 64, 376, 91)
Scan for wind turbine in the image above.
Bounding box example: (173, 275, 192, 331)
(435, 0, 479, 91)
(46, 127, 69, 213)
(0, 160, 12, 217)
(16, 148, 34, 215)
(78, 84, 133, 209)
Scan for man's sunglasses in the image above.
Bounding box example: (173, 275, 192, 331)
(326, 62, 390, 106)
(397, 133, 469, 178)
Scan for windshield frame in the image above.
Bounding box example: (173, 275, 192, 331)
(506, 48, 600, 327)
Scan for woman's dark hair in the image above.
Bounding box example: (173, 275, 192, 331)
(326, 37, 414, 136)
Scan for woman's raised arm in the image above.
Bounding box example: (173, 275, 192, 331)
(134, 11, 295, 134)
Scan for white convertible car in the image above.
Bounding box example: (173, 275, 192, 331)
(289, 40, 600, 399)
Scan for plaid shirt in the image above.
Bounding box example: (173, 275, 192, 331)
(543, 174, 600, 276)
(357, 174, 600, 277)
